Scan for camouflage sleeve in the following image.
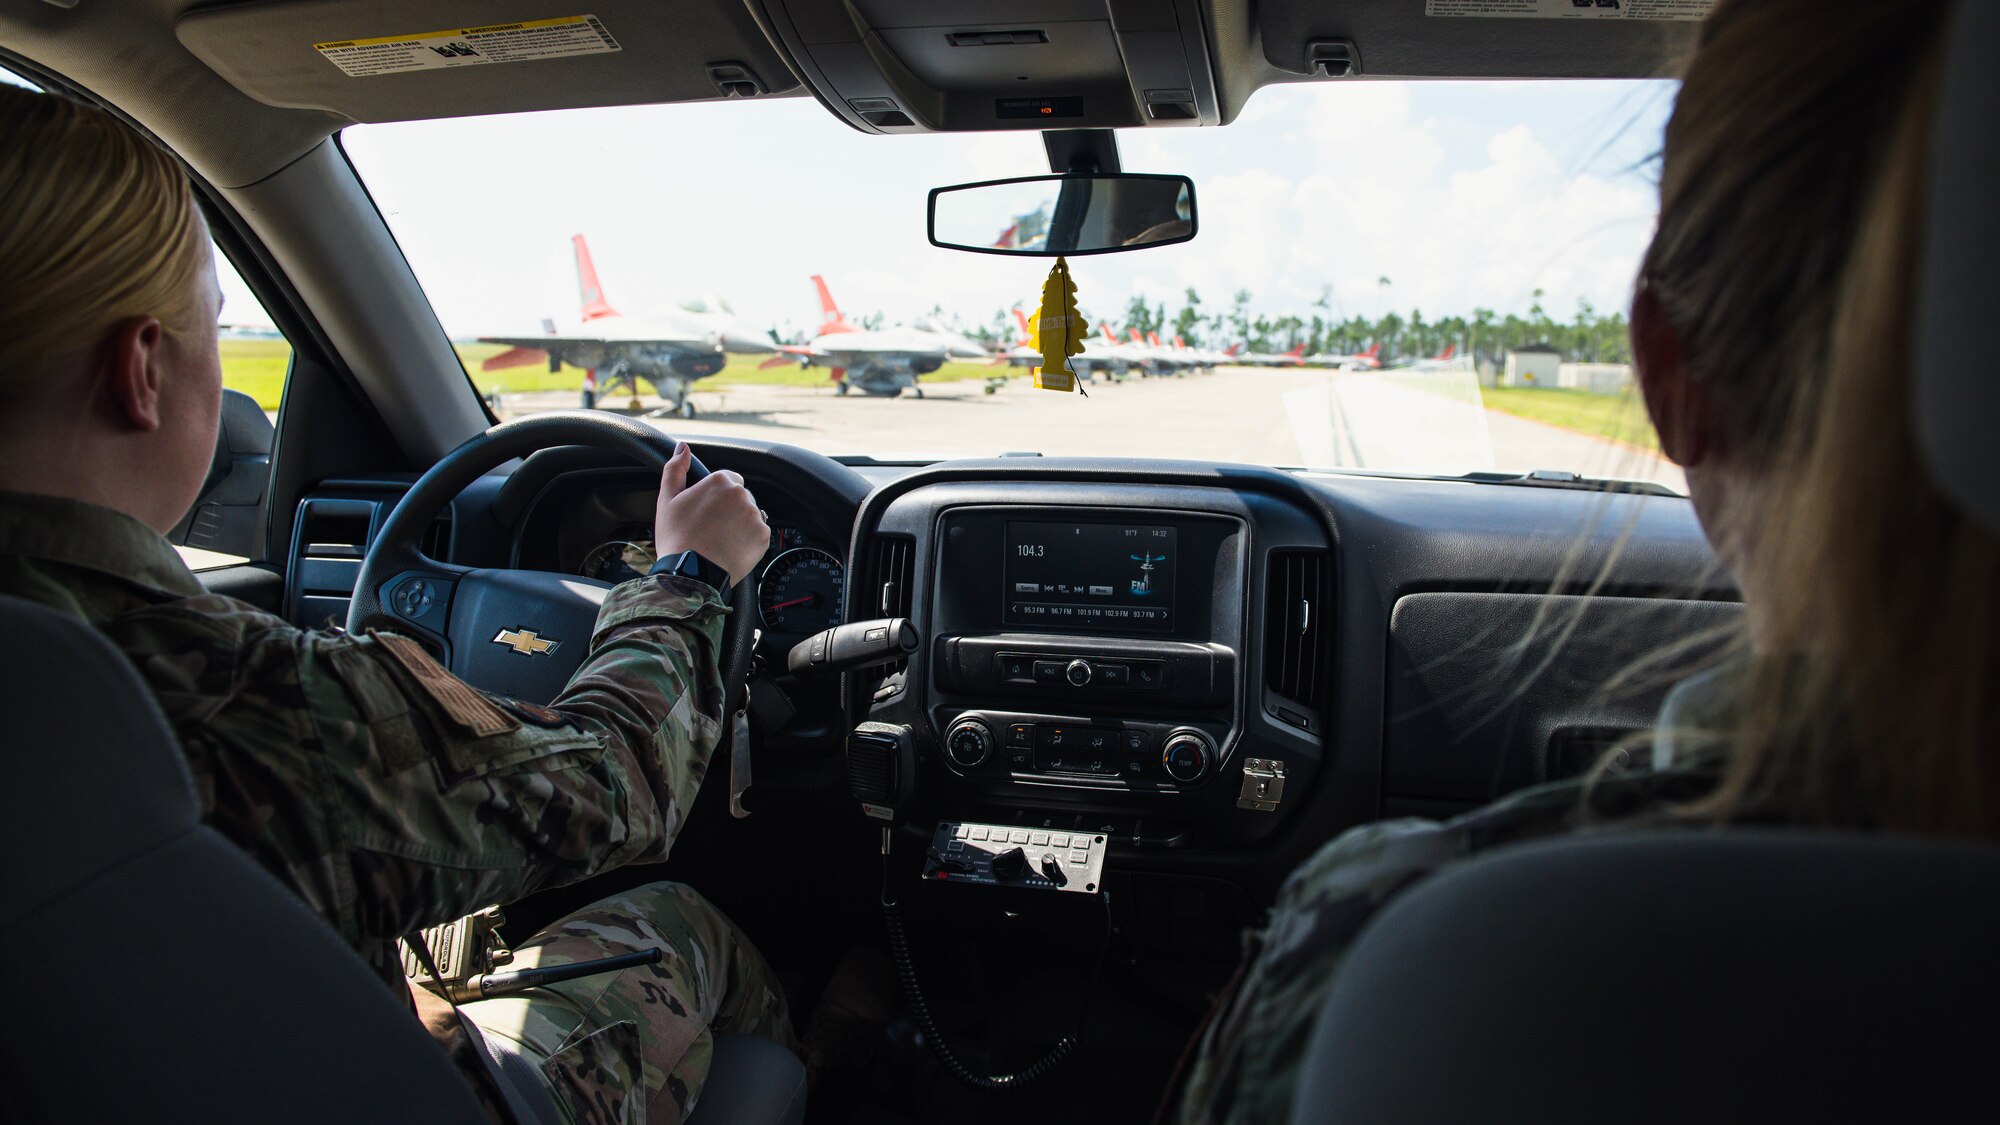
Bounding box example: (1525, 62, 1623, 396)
(133, 574, 728, 948)
(1177, 772, 1658, 1123)
(1176, 819, 1471, 1125)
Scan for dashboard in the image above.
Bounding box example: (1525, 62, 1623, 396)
(300, 439, 1737, 922)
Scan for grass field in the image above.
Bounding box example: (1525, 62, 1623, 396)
(219, 338, 1015, 410)
(1477, 385, 1662, 453)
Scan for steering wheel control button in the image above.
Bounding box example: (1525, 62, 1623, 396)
(944, 719, 995, 769)
(1162, 730, 1215, 783)
(390, 578, 440, 620)
(1065, 658, 1093, 686)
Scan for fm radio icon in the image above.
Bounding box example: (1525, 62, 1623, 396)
(1129, 553, 1166, 596)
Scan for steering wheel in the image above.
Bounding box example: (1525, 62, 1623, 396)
(347, 412, 759, 719)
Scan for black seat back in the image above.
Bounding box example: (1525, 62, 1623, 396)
(0, 594, 485, 1123)
(1291, 831, 2000, 1123)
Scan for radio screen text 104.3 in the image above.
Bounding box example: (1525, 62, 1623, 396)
(1004, 522, 1175, 633)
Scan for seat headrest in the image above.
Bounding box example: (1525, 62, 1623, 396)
(1915, 1, 2000, 535)
(0, 594, 200, 933)
(1293, 830, 2000, 1123)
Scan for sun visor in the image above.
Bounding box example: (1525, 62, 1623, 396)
(745, 0, 1221, 133)
(1255, 0, 1702, 80)
(176, 1, 801, 123)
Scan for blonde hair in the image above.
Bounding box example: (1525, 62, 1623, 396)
(0, 84, 207, 393)
(1638, 0, 2000, 835)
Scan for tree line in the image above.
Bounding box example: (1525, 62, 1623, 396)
(957, 284, 1634, 367)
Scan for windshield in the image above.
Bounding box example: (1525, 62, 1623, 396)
(339, 80, 1681, 490)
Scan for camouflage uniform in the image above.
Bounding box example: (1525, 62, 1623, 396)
(0, 489, 794, 1123)
(1177, 667, 1744, 1124)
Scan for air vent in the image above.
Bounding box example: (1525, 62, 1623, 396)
(287, 498, 377, 627)
(285, 494, 449, 629)
(873, 535, 915, 617)
(1264, 550, 1330, 728)
(421, 512, 454, 560)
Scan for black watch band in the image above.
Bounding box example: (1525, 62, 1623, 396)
(649, 549, 734, 600)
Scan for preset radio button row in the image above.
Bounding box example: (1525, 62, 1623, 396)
(1001, 653, 1169, 693)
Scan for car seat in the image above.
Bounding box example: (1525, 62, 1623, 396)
(0, 593, 803, 1124)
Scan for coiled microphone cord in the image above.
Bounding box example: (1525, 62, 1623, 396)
(879, 828, 1109, 1093)
(882, 892, 1076, 1091)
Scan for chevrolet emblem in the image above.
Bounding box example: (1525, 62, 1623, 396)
(493, 628, 560, 657)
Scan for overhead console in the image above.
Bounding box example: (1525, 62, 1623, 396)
(745, 0, 1222, 133)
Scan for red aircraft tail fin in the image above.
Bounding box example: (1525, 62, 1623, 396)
(1013, 308, 1033, 345)
(1286, 344, 1306, 357)
(1174, 335, 1187, 349)
(1101, 323, 1121, 345)
(572, 235, 620, 322)
(812, 275, 858, 334)
(1129, 328, 1145, 344)
(1148, 332, 1162, 347)
(1436, 344, 1456, 361)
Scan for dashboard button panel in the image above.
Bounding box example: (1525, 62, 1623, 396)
(943, 711, 1206, 788)
(1002, 651, 1169, 692)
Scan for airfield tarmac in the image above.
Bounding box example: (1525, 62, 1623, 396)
(497, 366, 1686, 492)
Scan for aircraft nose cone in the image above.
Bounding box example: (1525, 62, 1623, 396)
(721, 328, 775, 354)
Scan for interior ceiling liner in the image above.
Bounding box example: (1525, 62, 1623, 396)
(177, 0, 802, 123)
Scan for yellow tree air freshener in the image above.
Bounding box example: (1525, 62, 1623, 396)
(1030, 257, 1086, 394)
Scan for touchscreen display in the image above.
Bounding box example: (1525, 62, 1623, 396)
(1005, 521, 1176, 632)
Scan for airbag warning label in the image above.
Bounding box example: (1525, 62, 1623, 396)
(314, 15, 619, 78)
(1427, 0, 1710, 18)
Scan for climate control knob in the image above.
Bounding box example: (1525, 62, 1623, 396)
(1161, 730, 1214, 783)
(944, 719, 994, 769)
(1065, 659, 1093, 686)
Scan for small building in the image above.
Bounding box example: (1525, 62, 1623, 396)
(1503, 343, 1561, 387)
(1557, 362, 1634, 395)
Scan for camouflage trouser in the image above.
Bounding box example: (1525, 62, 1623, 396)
(462, 881, 795, 1124)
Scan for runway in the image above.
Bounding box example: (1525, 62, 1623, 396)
(498, 366, 1685, 492)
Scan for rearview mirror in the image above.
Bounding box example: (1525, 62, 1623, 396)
(928, 173, 1196, 257)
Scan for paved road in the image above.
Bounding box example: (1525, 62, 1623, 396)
(498, 366, 1685, 491)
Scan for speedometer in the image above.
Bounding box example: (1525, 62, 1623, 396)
(759, 548, 844, 634)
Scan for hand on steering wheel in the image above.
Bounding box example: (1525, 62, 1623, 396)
(655, 445, 768, 584)
(346, 412, 761, 720)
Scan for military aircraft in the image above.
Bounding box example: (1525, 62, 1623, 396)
(763, 276, 990, 398)
(1237, 343, 1309, 367)
(1394, 343, 1466, 371)
(997, 309, 1126, 384)
(1303, 342, 1384, 370)
(477, 234, 774, 418)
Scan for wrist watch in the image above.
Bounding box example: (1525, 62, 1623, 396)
(648, 549, 734, 600)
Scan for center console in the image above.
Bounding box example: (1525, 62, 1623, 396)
(929, 507, 1242, 794)
(847, 480, 1331, 852)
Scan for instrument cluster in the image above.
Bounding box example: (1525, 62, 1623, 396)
(573, 520, 845, 637)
